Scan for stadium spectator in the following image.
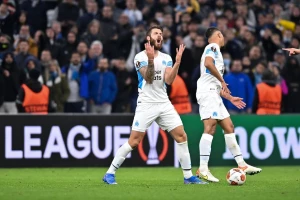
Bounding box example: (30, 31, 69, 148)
(24, 56, 43, 83)
(161, 27, 176, 58)
(262, 28, 283, 61)
(105, 0, 123, 22)
(249, 45, 263, 69)
(44, 60, 70, 113)
(81, 20, 103, 47)
(77, 0, 101, 35)
(0, 52, 26, 113)
(51, 21, 64, 40)
(252, 61, 267, 86)
(273, 49, 286, 70)
(100, 5, 119, 43)
(123, 0, 143, 27)
(168, 74, 192, 114)
(77, 41, 95, 71)
(20, 0, 47, 35)
(174, 35, 194, 93)
(59, 31, 78, 66)
(40, 50, 52, 73)
(112, 57, 132, 113)
(62, 52, 89, 113)
(0, 2, 14, 37)
(224, 28, 243, 60)
(40, 28, 64, 60)
(0, 34, 11, 61)
(16, 68, 55, 114)
(89, 40, 104, 61)
(13, 11, 27, 36)
(14, 25, 38, 57)
(282, 57, 300, 113)
(236, 3, 256, 27)
(223, 60, 253, 114)
(191, 34, 205, 66)
(57, 0, 80, 36)
(124, 21, 146, 71)
(88, 58, 117, 114)
(15, 40, 33, 69)
(252, 69, 282, 115)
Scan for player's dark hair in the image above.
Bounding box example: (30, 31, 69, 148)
(146, 25, 163, 37)
(205, 27, 220, 40)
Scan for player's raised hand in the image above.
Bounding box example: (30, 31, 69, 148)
(221, 81, 231, 94)
(145, 41, 155, 60)
(230, 97, 246, 109)
(282, 48, 299, 56)
(175, 44, 186, 64)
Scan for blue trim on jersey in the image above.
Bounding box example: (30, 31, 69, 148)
(137, 70, 143, 89)
(167, 61, 173, 67)
(140, 61, 148, 67)
(205, 49, 218, 56)
(205, 52, 216, 74)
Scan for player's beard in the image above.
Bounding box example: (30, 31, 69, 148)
(150, 37, 162, 50)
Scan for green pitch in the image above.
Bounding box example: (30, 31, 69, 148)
(0, 167, 299, 200)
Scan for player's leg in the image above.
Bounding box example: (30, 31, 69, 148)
(103, 104, 158, 184)
(196, 92, 220, 182)
(156, 102, 207, 184)
(218, 117, 262, 175)
(196, 118, 220, 182)
(106, 130, 145, 174)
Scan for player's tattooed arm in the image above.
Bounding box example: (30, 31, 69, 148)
(146, 59, 155, 84)
(142, 42, 155, 84)
(138, 65, 154, 84)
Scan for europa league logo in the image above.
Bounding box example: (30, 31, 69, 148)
(146, 122, 160, 164)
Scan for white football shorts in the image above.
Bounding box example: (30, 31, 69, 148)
(197, 92, 230, 120)
(132, 101, 183, 132)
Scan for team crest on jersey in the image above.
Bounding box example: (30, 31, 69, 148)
(211, 46, 217, 52)
(136, 61, 140, 68)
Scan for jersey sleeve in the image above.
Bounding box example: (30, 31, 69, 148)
(134, 54, 148, 71)
(204, 45, 218, 60)
(166, 55, 173, 68)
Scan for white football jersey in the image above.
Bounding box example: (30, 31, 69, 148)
(197, 43, 225, 93)
(134, 51, 173, 103)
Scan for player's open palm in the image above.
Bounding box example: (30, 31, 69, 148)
(230, 97, 246, 109)
(145, 42, 155, 60)
(175, 44, 186, 64)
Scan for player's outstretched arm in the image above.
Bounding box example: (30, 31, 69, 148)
(204, 57, 230, 94)
(282, 48, 300, 56)
(164, 44, 185, 85)
(220, 91, 246, 110)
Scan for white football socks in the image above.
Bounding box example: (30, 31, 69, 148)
(107, 142, 133, 174)
(199, 133, 213, 172)
(177, 141, 193, 179)
(224, 133, 246, 167)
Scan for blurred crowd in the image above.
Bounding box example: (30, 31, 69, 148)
(0, 0, 300, 114)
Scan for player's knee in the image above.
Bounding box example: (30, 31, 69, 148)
(175, 132, 187, 143)
(224, 123, 234, 134)
(204, 124, 217, 134)
(128, 132, 144, 149)
(128, 138, 141, 149)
